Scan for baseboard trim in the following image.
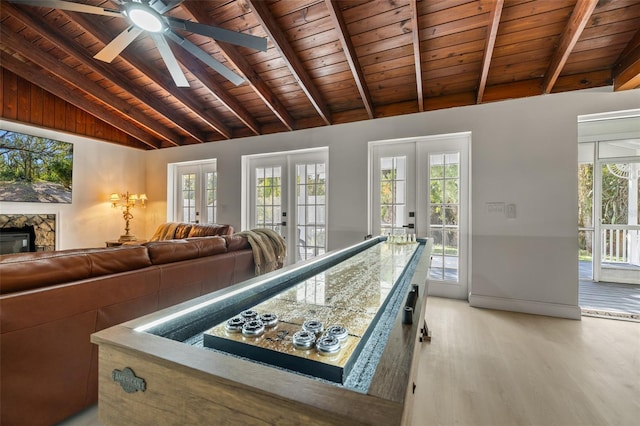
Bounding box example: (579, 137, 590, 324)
(469, 294, 582, 320)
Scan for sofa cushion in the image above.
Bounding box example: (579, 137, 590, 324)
(0, 246, 152, 294)
(146, 236, 227, 265)
(0, 249, 91, 294)
(86, 246, 152, 277)
(185, 236, 229, 257)
(187, 224, 233, 238)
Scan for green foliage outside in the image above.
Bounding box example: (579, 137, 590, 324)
(578, 162, 639, 262)
(430, 156, 459, 254)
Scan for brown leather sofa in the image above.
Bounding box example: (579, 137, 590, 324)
(0, 232, 258, 426)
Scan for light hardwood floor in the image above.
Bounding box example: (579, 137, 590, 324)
(413, 297, 640, 426)
(61, 297, 640, 425)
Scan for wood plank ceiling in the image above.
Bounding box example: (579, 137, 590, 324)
(1, 0, 640, 150)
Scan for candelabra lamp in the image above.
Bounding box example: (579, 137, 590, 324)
(110, 191, 147, 242)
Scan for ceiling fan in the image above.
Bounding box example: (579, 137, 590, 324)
(10, 0, 268, 87)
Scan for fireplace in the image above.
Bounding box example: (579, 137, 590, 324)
(0, 214, 56, 253)
(0, 226, 36, 254)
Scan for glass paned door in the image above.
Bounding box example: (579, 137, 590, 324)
(246, 149, 328, 266)
(372, 143, 416, 239)
(174, 161, 217, 224)
(428, 153, 460, 281)
(371, 134, 470, 299)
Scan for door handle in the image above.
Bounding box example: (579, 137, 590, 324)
(281, 221, 287, 226)
(403, 224, 415, 229)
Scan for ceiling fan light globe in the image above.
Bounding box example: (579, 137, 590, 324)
(126, 5, 164, 33)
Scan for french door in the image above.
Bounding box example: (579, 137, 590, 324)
(244, 149, 328, 266)
(595, 159, 640, 284)
(370, 133, 470, 299)
(172, 161, 217, 224)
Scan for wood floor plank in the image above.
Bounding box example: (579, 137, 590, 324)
(414, 297, 640, 426)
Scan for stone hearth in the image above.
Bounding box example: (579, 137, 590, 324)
(0, 214, 56, 251)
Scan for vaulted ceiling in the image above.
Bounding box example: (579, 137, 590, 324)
(1, 0, 640, 150)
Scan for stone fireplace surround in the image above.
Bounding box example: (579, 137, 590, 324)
(0, 214, 56, 252)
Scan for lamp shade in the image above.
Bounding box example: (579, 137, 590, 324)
(109, 193, 120, 202)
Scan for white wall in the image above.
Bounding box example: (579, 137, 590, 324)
(0, 120, 147, 249)
(144, 87, 640, 319)
(4, 87, 638, 319)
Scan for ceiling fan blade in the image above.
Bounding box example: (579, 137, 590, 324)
(9, 0, 122, 18)
(94, 26, 143, 63)
(165, 31, 245, 86)
(148, 0, 184, 14)
(150, 34, 190, 87)
(167, 17, 268, 52)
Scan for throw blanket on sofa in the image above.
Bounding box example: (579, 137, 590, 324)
(234, 228, 286, 275)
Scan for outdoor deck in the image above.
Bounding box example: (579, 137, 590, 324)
(579, 261, 640, 321)
(428, 260, 639, 320)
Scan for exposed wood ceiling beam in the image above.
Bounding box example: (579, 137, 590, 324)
(0, 52, 159, 149)
(325, 0, 374, 119)
(477, 0, 503, 104)
(542, 0, 598, 94)
(178, 0, 296, 133)
(2, 2, 205, 144)
(62, 10, 233, 140)
(176, 1, 264, 135)
(0, 24, 181, 147)
(169, 45, 261, 136)
(247, 0, 332, 126)
(613, 28, 640, 91)
(219, 43, 296, 132)
(219, 42, 297, 132)
(409, 0, 423, 112)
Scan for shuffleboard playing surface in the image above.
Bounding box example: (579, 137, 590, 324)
(203, 242, 419, 383)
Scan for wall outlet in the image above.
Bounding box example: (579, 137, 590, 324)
(506, 203, 517, 219)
